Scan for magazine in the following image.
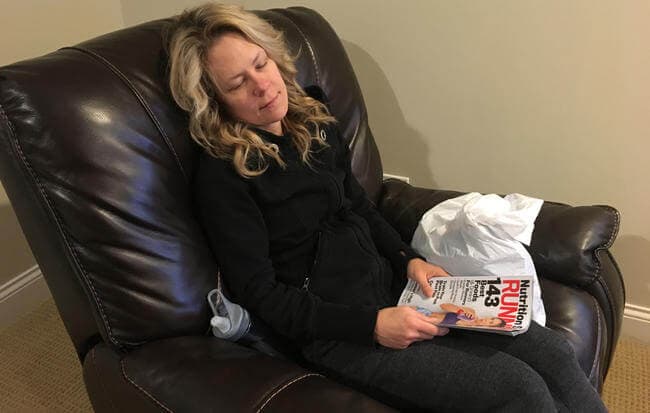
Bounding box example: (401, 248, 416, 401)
(398, 275, 534, 336)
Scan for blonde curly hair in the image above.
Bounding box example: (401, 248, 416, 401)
(165, 2, 335, 177)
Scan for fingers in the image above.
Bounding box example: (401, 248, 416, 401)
(429, 267, 449, 277)
(409, 270, 433, 297)
(376, 307, 450, 349)
(407, 260, 450, 297)
(412, 326, 450, 341)
(401, 324, 448, 344)
(419, 279, 434, 297)
(418, 269, 449, 297)
(402, 311, 446, 341)
(413, 313, 450, 337)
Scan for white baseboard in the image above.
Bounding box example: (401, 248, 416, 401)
(0, 265, 51, 330)
(621, 303, 650, 343)
(383, 173, 410, 184)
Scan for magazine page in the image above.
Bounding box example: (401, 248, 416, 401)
(398, 276, 534, 336)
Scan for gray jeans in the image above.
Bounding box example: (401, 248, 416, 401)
(302, 322, 607, 412)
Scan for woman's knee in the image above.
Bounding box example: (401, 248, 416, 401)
(432, 355, 556, 412)
(493, 367, 556, 412)
(521, 323, 580, 365)
(542, 327, 579, 362)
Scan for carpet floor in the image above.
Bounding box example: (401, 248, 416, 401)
(1, 299, 648, 412)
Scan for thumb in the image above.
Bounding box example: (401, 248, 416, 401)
(419, 278, 434, 298)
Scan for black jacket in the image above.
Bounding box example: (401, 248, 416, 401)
(195, 104, 419, 346)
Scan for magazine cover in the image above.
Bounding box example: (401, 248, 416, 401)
(398, 276, 534, 336)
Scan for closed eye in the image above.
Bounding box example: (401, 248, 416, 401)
(228, 80, 243, 91)
(226, 51, 268, 91)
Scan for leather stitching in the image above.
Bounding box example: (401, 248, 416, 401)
(256, 373, 322, 412)
(0, 103, 118, 347)
(120, 359, 174, 413)
(588, 296, 603, 386)
(60, 46, 188, 182)
(600, 206, 620, 249)
(591, 206, 620, 280)
(599, 210, 618, 317)
(591, 206, 620, 353)
(594, 253, 618, 377)
(277, 12, 321, 87)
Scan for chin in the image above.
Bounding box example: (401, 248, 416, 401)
(274, 103, 289, 121)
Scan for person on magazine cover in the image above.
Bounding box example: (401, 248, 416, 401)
(416, 304, 507, 328)
(166, 3, 607, 411)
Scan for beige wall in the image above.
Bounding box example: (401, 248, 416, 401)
(0, 0, 124, 66)
(122, 0, 649, 309)
(0, 0, 124, 284)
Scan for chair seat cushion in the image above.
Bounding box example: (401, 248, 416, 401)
(83, 336, 396, 412)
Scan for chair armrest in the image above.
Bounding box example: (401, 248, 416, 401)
(378, 180, 621, 287)
(83, 336, 395, 413)
(378, 179, 625, 383)
(377, 180, 463, 242)
(529, 201, 625, 357)
(528, 201, 620, 286)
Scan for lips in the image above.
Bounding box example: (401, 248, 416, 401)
(260, 92, 279, 110)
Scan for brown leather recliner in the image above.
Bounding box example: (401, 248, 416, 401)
(0, 7, 624, 412)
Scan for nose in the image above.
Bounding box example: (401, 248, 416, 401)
(251, 73, 270, 97)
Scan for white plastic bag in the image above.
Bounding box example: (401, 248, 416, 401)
(411, 192, 546, 325)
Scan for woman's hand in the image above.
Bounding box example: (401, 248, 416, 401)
(406, 258, 449, 297)
(375, 306, 449, 349)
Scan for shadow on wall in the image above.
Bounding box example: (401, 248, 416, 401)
(611, 235, 650, 308)
(342, 40, 440, 190)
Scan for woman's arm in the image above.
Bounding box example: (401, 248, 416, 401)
(330, 125, 447, 296)
(195, 153, 377, 344)
(306, 85, 423, 277)
(332, 125, 420, 274)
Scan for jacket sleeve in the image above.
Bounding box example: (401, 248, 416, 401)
(332, 125, 423, 276)
(195, 154, 377, 345)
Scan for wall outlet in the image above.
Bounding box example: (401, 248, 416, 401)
(383, 173, 410, 184)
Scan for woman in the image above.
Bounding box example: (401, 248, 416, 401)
(166, 3, 607, 412)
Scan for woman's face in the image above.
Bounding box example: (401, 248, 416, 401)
(206, 32, 288, 135)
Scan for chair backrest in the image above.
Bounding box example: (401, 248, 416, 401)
(0, 7, 383, 359)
